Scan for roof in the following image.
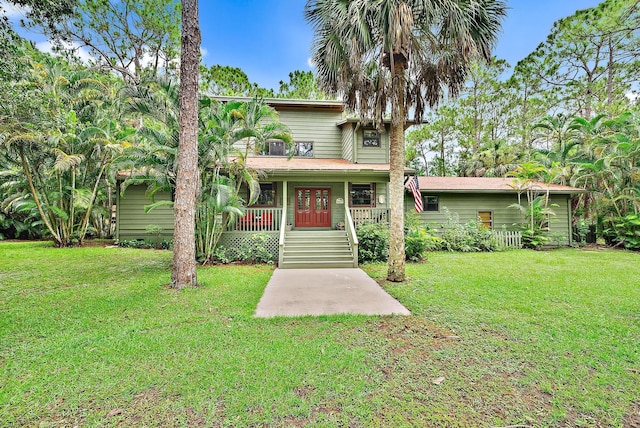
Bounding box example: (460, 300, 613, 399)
(211, 96, 345, 112)
(245, 157, 400, 175)
(336, 117, 416, 130)
(417, 177, 584, 194)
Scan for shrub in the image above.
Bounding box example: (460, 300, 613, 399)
(405, 232, 428, 261)
(404, 211, 442, 261)
(439, 208, 500, 252)
(517, 225, 549, 249)
(603, 214, 640, 250)
(356, 222, 389, 263)
(214, 233, 276, 264)
(117, 238, 173, 250)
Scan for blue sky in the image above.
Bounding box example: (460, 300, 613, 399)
(201, 0, 603, 90)
(4, 0, 604, 90)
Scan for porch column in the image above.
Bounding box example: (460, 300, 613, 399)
(282, 180, 288, 224)
(344, 181, 349, 210)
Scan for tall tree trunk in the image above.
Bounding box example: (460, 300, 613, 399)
(606, 37, 614, 106)
(440, 133, 445, 176)
(387, 63, 406, 282)
(171, 0, 200, 289)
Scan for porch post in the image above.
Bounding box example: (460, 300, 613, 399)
(278, 180, 288, 267)
(282, 181, 288, 225)
(344, 180, 359, 267)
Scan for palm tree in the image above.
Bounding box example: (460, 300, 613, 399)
(196, 98, 292, 263)
(120, 82, 292, 263)
(305, 0, 506, 281)
(2, 58, 126, 247)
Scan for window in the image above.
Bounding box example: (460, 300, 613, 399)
(263, 140, 313, 157)
(350, 183, 376, 207)
(477, 211, 493, 229)
(423, 196, 439, 212)
(253, 183, 276, 207)
(363, 129, 381, 147)
(294, 141, 313, 157)
(267, 140, 286, 156)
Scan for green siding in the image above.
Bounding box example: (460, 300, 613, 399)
(354, 127, 390, 164)
(116, 185, 174, 240)
(277, 110, 343, 158)
(283, 180, 390, 229)
(341, 123, 354, 162)
(406, 192, 573, 245)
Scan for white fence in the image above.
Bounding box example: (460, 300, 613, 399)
(492, 230, 522, 249)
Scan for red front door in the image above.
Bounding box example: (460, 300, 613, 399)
(295, 188, 331, 227)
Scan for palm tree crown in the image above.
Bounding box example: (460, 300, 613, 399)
(306, 0, 506, 125)
(306, 0, 506, 281)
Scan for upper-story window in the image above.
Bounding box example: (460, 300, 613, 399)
(263, 140, 313, 157)
(350, 183, 376, 207)
(267, 140, 286, 156)
(363, 129, 381, 147)
(294, 141, 313, 157)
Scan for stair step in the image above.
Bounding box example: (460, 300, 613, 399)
(284, 248, 351, 254)
(280, 230, 355, 269)
(284, 244, 350, 250)
(280, 261, 355, 269)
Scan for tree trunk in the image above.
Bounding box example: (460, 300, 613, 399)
(171, 0, 200, 289)
(606, 36, 614, 106)
(387, 64, 406, 282)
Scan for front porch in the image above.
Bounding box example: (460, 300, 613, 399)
(225, 206, 390, 233)
(216, 157, 397, 268)
(220, 185, 391, 268)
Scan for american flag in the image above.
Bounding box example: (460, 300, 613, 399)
(407, 175, 423, 213)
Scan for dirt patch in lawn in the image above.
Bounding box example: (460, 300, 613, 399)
(622, 402, 640, 427)
(101, 388, 209, 427)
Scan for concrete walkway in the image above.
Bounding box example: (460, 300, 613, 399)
(255, 268, 410, 318)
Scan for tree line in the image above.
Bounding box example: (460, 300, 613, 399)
(1, 0, 638, 288)
(405, 0, 640, 249)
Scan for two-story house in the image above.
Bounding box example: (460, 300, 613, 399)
(115, 97, 399, 268)
(115, 97, 583, 266)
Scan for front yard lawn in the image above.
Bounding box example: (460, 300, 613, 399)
(1, 242, 638, 427)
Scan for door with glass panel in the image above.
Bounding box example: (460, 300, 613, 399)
(294, 188, 331, 227)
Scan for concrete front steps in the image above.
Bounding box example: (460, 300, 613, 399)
(280, 230, 355, 269)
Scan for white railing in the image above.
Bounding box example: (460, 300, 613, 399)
(228, 208, 283, 232)
(344, 204, 359, 267)
(492, 230, 523, 249)
(350, 208, 390, 228)
(278, 205, 287, 267)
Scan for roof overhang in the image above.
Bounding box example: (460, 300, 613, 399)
(243, 157, 413, 178)
(336, 117, 415, 130)
(417, 177, 585, 195)
(211, 96, 345, 112)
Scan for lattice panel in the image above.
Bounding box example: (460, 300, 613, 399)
(217, 232, 280, 261)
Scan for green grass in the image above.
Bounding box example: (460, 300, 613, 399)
(1, 242, 639, 427)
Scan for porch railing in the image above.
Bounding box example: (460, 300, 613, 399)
(229, 208, 283, 232)
(350, 208, 390, 228)
(344, 204, 359, 268)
